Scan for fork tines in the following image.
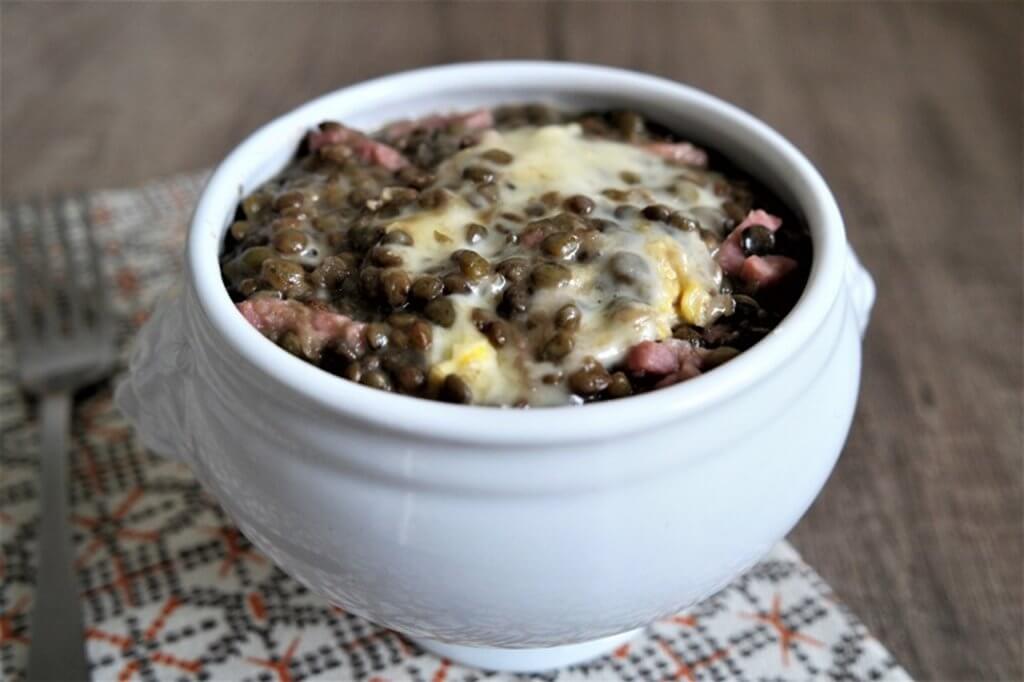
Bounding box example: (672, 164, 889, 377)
(5, 195, 112, 346)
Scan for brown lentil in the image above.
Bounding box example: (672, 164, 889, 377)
(229, 220, 252, 241)
(440, 374, 473, 404)
(382, 229, 414, 246)
(465, 223, 488, 243)
(569, 361, 611, 395)
(360, 369, 393, 391)
(261, 258, 308, 296)
(442, 273, 471, 295)
(476, 182, 500, 203)
(555, 303, 582, 330)
(531, 262, 572, 288)
(482, 148, 514, 164)
(564, 194, 596, 215)
(272, 229, 308, 254)
(500, 284, 530, 316)
(310, 255, 353, 290)
(365, 323, 389, 350)
(540, 232, 582, 260)
(407, 320, 433, 350)
(642, 204, 672, 222)
(463, 166, 495, 184)
(424, 298, 456, 327)
(483, 320, 510, 348)
(740, 224, 775, 256)
(669, 213, 699, 231)
(451, 249, 490, 280)
(273, 191, 305, 212)
(411, 275, 444, 302)
(380, 269, 411, 307)
(541, 331, 575, 361)
(496, 257, 530, 283)
(370, 246, 404, 267)
(396, 366, 426, 393)
(606, 372, 633, 398)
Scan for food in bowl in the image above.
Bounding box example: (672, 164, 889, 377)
(121, 61, 873, 672)
(220, 105, 811, 406)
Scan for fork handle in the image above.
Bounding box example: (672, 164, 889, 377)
(27, 392, 90, 682)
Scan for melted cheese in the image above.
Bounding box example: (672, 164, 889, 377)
(383, 124, 732, 406)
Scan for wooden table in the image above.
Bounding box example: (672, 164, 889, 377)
(3, 2, 1020, 679)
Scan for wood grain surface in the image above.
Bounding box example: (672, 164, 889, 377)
(2, 2, 1021, 679)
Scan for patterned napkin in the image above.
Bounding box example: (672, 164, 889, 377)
(0, 174, 911, 681)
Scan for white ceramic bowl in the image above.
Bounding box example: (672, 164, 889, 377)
(116, 61, 875, 672)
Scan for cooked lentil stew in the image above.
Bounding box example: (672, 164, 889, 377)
(221, 105, 811, 406)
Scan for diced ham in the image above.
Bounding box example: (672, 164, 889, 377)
(716, 209, 792, 288)
(237, 298, 366, 360)
(459, 108, 496, 131)
(381, 108, 495, 141)
(737, 209, 783, 233)
(307, 126, 409, 171)
(356, 140, 408, 171)
(642, 142, 709, 168)
(653, 339, 705, 387)
(740, 255, 798, 288)
(626, 340, 679, 376)
(716, 237, 747, 277)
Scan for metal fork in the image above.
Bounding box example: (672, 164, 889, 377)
(7, 197, 117, 682)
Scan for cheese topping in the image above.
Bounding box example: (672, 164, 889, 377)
(376, 124, 732, 405)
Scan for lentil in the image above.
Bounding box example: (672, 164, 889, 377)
(361, 369, 392, 391)
(380, 269, 411, 307)
(496, 257, 530, 282)
(482, 148, 515, 164)
(606, 372, 633, 398)
(500, 284, 530, 316)
(740, 224, 775, 256)
(540, 232, 581, 260)
(541, 331, 575, 361)
(642, 204, 672, 222)
(411, 275, 444, 302)
(424, 298, 456, 327)
(440, 374, 473, 404)
(555, 303, 582, 330)
(531, 262, 572, 288)
(365, 323, 390, 350)
(382, 229, 414, 246)
(569, 361, 612, 395)
(442, 273, 470, 295)
(451, 249, 490, 280)
(261, 258, 308, 297)
(407, 320, 433, 350)
(396, 366, 426, 393)
(370, 246, 404, 267)
(465, 223, 488, 243)
(564, 194, 596, 215)
(483, 320, 510, 348)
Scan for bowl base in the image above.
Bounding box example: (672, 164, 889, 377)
(409, 628, 644, 673)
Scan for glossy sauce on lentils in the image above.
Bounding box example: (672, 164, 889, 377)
(220, 105, 811, 406)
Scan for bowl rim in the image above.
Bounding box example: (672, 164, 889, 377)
(186, 60, 846, 445)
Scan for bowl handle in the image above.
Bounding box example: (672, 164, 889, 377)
(844, 243, 876, 338)
(114, 285, 196, 465)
